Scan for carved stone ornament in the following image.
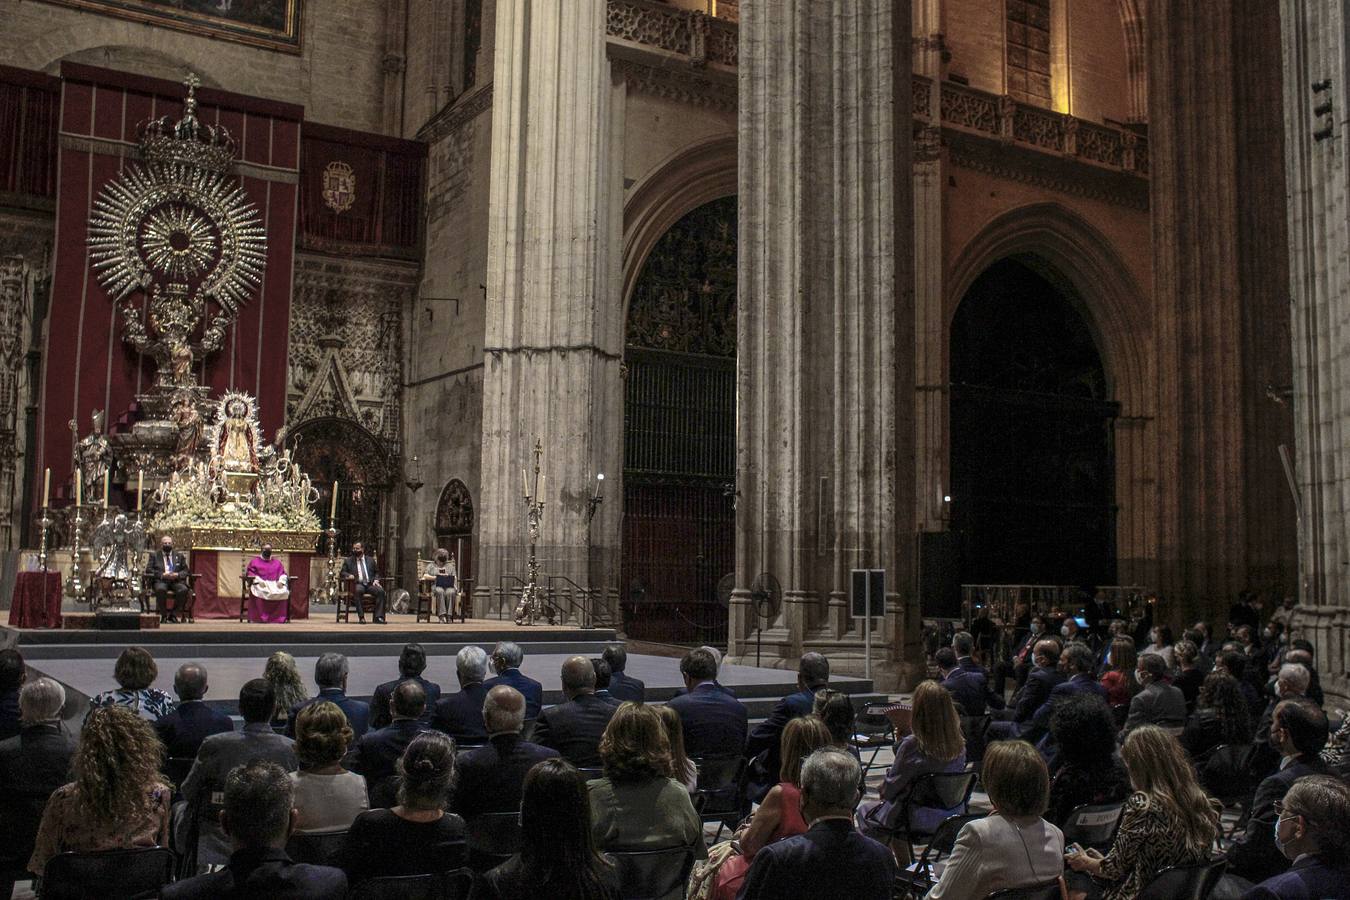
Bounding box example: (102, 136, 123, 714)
(435, 479, 474, 534)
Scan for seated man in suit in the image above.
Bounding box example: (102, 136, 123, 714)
(339, 542, 386, 624)
(602, 644, 645, 703)
(993, 616, 1045, 695)
(431, 645, 491, 745)
(452, 686, 559, 820)
(484, 641, 544, 722)
(985, 640, 1065, 742)
(1229, 699, 1332, 884)
(667, 646, 748, 760)
(145, 535, 190, 623)
(285, 653, 370, 739)
(532, 655, 618, 768)
(164, 760, 346, 899)
(1023, 642, 1108, 746)
(952, 631, 1005, 712)
(745, 652, 829, 800)
(937, 647, 991, 717)
(347, 681, 428, 808)
(740, 747, 896, 900)
(1243, 775, 1350, 900)
(369, 643, 441, 730)
(179, 679, 300, 867)
(1122, 652, 1187, 735)
(154, 663, 234, 760)
(590, 658, 622, 706)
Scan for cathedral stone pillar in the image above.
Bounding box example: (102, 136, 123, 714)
(478, 1, 622, 618)
(734, 0, 917, 688)
(1280, 0, 1350, 703)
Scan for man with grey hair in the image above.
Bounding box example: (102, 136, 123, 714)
(154, 662, 234, 759)
(1023, 640, 1109, 744)
(1123, 651, 1187, 734)
(740, 748, 895, 899)
(484, 640, 543, 721)
(533, 655, 617, 767)
(285, 653, 370, 738)
(431, 645, 491, 744)
(452, 686, 559, 823)
(1253, 662, 1314, 764)
(0, 677, 76, 805)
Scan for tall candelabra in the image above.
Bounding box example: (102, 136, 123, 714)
(514, 439, 548, 625)
(325, 525, 339, 603)
(37, 506, 51, 575)
(65, 504, 85, 602)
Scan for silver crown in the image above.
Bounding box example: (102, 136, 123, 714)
(138, 73, 237, 173)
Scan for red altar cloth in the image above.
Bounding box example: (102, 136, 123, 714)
(8, 571, 63, 628)
(190, 551, 312, 620)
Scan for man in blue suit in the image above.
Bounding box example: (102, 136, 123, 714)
(984, 640, 1066, 743)
(667, 646, 748, 760)
(745, 652, 829, 800)
(348, 681, 429, 807)
(952, 631, 1005, 713)
(739, 747, 895, 900)
(432, 645, 491, 745)
(484, 641, 544, 721)
(936, 648, 991, 716)
(452, 686, 559, 820)
(369, 643, 441, 729)
(1242, 774, 1350, 900)
(154, 663, 233, 759)
(1022, 642, 1106, 745)
(285, 653, 370, 739)
(533, 655, 618, 768)
(603, 644, 646, 703)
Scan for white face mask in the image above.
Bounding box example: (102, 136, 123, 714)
(1061, 625, 1072, 638)
(1030, 623, 1042, 635)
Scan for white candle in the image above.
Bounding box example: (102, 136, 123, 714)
(42, 467, 50, 508)
(102, 470, 110, 508)
(136, 470, 144, 511)
(522, 468, 529, 500)
(74, 471, 81, 507)
(330, 481, 339, 519)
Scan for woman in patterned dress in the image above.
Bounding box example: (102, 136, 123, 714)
(1064, 725, 1220, 899)
(87, 646, 175, 722)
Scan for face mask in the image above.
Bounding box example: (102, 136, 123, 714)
(1264, 630, 1275, 640)
(1061, 625, 1072, 638)
(1273, 816, 1297, 857)
(162, 544, 172, 553)
(1030, 623, 1042, 635)
(262, 549, 272, 559)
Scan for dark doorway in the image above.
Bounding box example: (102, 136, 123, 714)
(622, 196, 736, 645)
(288, 417, 394, 556)
(949, 258, 1118, 587)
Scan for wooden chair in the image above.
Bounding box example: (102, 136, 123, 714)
(415, 574, 434, 623)
(141, 571, 200, 623)
(338, 575, 376, 623)
(239, 572, 299, 623)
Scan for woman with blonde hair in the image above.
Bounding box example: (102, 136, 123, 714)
(1065, 725, 1220, 900)
(655, 704, 697, 792)
(262, 650, 308, 730)
(28, 706, 172, 878)
(707, 716, 832, 900)
(858, 680, 966, 841)
(291, 700, 368, 833)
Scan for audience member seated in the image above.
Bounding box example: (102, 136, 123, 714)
(350, 681, 430, 807)
(1320, 713, 1350, 777)
(587, 702, 705, 861)
(28, 707, 171, 879)
(711, 716, 830, 900)
(1283, 646, 1323, 706)
(993, 615, 1044, 695)
(745, 652, 829, 799)
(1064, 725, 1220, 900)
(369, 643, 441, 729)
(1123, 653, 1187, 735)
(1180, 672, 1254, 783)
(591, 658, 621, 706)
(666, 647, 748, 761)
(936, 647, 989, 718)
(1172, 640, 1205, 710)
(1093, 621, 1129, 675)
(987, 640, 1066, 743)
(1241, 775, 1350, 900)
(857, 680, 966, 842)
(453, 686, 559, 820)
(1255, 663, 1311, 747)
(264, 651, 311, 732)
(0, 648, 24, 740)
(473, 758, 622, 899)
(952, 631, 1005, 712)
(603, 644, 646, 703)
(1045, 694, 1130, 827)
(739, 748, 895, 900)
(1228, 699, 1331, 884)
(0, 677, 76, 805)
(1098, 637, 1137, 708)
(1061, 617, 1086, 645)
(180, 679, 299, 866)
(153, 663, 234, 760)
(163, 760, 347, 899)
(1217, 649, 1266, 719)
(1025, 642, 1109, 745)
(656, 704, 698, 792)
(290, 701, 368, 834)
(431, 645, 491, 745)
(1192, 621, 1220, 665)
(339, 732, 466, 885)
(284, 653, 370, 740)
(484, 641, 544, 723)
(1140, 624, 1177, 670)
(928, 740, 1065, 899)
(811, 688, 856, 752)
(88, 646, 175, 722)
(535, 655, 621, 768)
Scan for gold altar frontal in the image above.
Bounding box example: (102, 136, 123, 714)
(158, 525, 322, 552)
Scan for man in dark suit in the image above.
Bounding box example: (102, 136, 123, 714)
(986, 640, 1065, 742)
(348, 681, 428, 807)
(1083, 590, 1117, 641)
(993, 617, 1044, 695)
(602, 644, 646, 703)
(285, 653, 370, 739)
(937, 648, 991, 717)
(339, 541, 386, 624)
(951, 632, 1005, 713)
(1229, 699, 1332, 884)
(452, 686, 559, 820)
(484, 641, 544, 721)
(1023, 642, 1107, 745)
(1122, 652, 1187, 735)
(154, 663, 234, 760)
(532, 655, 618, 768)
(145, 535, 190, 623)
(590, 658, 622, 706)
(739, 747, 895, 900)
(0, 676, 75, 800)
(369, 643, 441, 729)
(1243, 775, 1350, 900)
(746, 652, 829, 800)
(164, 760, 346, 899)
(431, 645, 491, 745)
(667, 646, 748, 760)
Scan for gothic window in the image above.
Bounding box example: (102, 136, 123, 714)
(435, 479, 474, 535)
(1007, 0, 1052, 106)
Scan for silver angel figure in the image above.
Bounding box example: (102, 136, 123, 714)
(90, 513, 147, 609)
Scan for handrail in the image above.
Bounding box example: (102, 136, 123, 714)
(545, 573, 615, 630)
(496, 574, 530, 622)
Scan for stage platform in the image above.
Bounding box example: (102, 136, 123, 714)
(4, 614, 885, 719)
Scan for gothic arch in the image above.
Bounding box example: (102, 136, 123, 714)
(435, 478, 474, 535)
(1117, 0, 1148, 123)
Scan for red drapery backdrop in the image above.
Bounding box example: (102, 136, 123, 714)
(36, 63, 301, 498)
(0, 65, 59, 199)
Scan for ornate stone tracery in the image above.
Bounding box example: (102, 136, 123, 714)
(435, 479, 474, 534)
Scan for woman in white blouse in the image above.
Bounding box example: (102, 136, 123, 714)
(291, 700, 369, 833)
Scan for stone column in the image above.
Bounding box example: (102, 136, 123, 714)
(734, 0, 915, 688)
(479, 1, 622, 618)
(0, 257, 25, 550)
(1280, 0, 1350, 702)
